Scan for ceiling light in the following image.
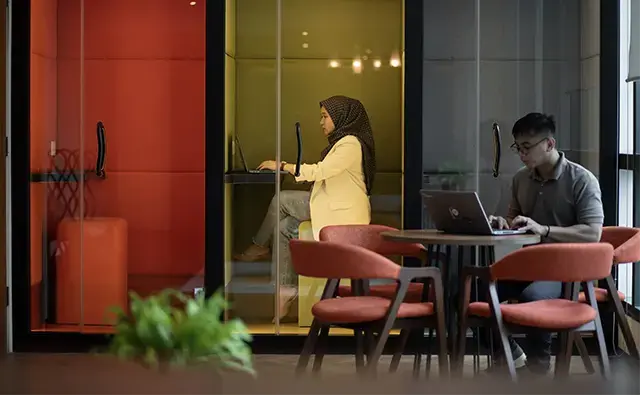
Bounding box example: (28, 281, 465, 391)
(329, 60, 340, 68)
(189, 1, 196, 5)
(352, 59, 363, 74)
(302, 31, 308, 36)
(390, 57, 401, 67)
(373, 60, 382, 68)
(302, 43, 309, 49)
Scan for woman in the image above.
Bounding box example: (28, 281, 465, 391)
(233, 95, 376, 320)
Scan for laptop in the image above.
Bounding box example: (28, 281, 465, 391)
(420, 190, 527, 236)
(234, 134, 284, 174)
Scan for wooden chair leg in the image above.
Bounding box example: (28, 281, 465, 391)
(594, 318, 611, 380)
(585, 282, 611, 380)
(355, 329, 366, 374)
(296, 319, 322, 375)
(365, 330, 375, 362)
(437, 327, 449, 379)
(473, 329, 481, 374)
(412, 354, 422, 379)
(614, 304, 640, 360)
(366, 316, 399, 377)
(389, 328, 410, 373)
(454, 317, 468, 377)
(574, 334, 596, 374)
(312, 326, 330, 374)
(424, 328, 433, 378)
(554, 331, 573, 379)
(605, 275, 640, 360)
(497, 325, 517, 382)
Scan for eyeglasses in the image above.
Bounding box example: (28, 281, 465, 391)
(510, 137, 548, 154)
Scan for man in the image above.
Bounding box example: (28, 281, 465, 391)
(486, 112, 604, 375)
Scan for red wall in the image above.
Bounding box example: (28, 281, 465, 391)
(30, 0, 207, 315)
(79, 0, 206, 276)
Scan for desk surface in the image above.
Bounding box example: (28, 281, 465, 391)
(224, 171, 288, 184)
(381, 229, 540, 246)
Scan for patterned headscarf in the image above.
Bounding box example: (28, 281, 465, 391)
(320, 95, 376, 195)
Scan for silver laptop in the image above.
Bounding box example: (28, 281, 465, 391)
(420, 190, 527, 236)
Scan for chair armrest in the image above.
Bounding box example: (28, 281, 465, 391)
(399, 266, 444, 305)
(399, 266, 442, 283)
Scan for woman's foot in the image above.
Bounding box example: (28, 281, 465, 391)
(233, 244, 270, 262)
(273, 286, 298, 323)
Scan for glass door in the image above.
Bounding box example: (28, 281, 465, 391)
(421, 0, 600, 370)
(224, 0, 279, 332)
(225, 0, 404, 335)
(476, 0, 596, 259)
(422, 0, 596, 259)
(279, 0, 404, 332)
(29, 0, 85, 332)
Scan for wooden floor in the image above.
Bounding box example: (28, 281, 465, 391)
(0, 353, 637, 394)
(33, 323, 401, 336)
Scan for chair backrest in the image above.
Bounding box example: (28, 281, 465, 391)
(490, 243, 614, 282)
(319, 224, 425, 258)
(289, 239, 402, 280)
(601, 226, 640, 264)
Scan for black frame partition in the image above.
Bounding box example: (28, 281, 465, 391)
(618, 83, 640, 322)
(598, 0, 622, 353)
(8, 0, 629, 354)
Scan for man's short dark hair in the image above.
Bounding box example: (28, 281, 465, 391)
(512, 113, 556, 137)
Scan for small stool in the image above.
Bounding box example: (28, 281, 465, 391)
(56, 217, 128, 325)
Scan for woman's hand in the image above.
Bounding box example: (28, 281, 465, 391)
(257, 160, 278, 171)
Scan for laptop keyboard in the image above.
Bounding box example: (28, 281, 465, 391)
(492, 229, 526, 235)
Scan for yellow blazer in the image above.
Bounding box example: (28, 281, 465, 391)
(295, 135, 371, 240)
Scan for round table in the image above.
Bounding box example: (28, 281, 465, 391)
(381, 229, 540, 247)
(380, 229, 541, 371)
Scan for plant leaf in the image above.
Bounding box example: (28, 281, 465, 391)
(105, 287, 254, 375)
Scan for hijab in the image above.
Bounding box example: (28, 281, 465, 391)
(319, 95, 376, 195)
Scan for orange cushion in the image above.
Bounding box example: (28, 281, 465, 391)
(578, 287, 626, 303)
(312, 296, 434, 324)
(468, 299, 597, 329)
(337, 283, 426, 303)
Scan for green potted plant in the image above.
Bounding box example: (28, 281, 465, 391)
(107, 288, 255, 376)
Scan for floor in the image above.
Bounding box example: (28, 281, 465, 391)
(0, 353, 637, 394)
(33, 323, 399, 335)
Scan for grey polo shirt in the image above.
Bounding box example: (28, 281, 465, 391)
(507, 152, 604, 231)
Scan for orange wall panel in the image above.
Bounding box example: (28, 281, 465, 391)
(89, 173, 205, 275)
(80, 0, 205, 276)
(83, 60, 205, 172)
(82, 0, 205, 60)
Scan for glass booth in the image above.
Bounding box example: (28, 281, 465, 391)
(10, 0, 606, 350)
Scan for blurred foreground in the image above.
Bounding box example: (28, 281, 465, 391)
(0, 354, 637, 394)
